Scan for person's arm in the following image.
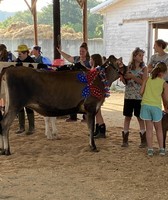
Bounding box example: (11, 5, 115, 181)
(124, 67, 148, 85)
(119, 74, 127, 85)
(56, 47, 74, 63)
(142, 66, 148, 80)
(147, 55, 154, 73)
(147, 64, 153, 73)
(140, 77, 148, 96)
(162, 82, 168, 112)
(131, 74, 142, 84)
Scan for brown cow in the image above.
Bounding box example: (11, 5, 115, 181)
(162, 112, 168, 148)
(0, 55, 123, 155)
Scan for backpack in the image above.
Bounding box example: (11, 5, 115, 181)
(42, 57, 52, 66)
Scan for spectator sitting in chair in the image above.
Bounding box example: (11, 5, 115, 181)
(31, 45, 51, 66)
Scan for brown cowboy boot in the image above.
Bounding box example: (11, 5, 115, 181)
(121, 131, 129, 147)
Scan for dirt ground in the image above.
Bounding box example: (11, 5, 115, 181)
(0, 92, 168, 200)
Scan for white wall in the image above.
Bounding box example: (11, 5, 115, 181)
(0, 39, 104, 62)
(102, 0, 168, 65)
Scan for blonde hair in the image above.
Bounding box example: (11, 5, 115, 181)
(128, 47, 145, 70)
(151, 62, 167, 79)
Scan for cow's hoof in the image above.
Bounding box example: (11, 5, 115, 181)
(54, 135, 61, 140)
(4, 149, 11, 156)
(47, 134, 55, 140)
(0, 149, 11, 156)
(90, 146, 99, 152)
(0, 148, 4, 155)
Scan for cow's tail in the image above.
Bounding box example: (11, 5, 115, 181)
(0, 74, 5, 135)
(0, 110, 3, 135)
(0, 73, 6, 100)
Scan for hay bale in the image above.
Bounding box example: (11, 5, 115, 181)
(0, 22, 82, 40)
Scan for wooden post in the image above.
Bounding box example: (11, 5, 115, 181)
(32, 0, 38, 45)
(154, 25, 158, 53)
(83, 0, 88, 43)
(24, 0, 38, 45)
(53, 0, 61, 59)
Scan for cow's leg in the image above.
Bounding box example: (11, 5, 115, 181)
(50, 117, 59, 139)
(0, 111, 16, 155)
(44, 117, 53, 139)
(162, 113, 168, 149)
(87, 112, 97, 152)
(163, 130, 166, 149)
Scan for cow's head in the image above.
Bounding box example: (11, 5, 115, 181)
(102, 55, 126, 85)
(104, 55, 124, 73)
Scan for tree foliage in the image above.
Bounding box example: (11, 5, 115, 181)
(0, 0, 103, 38)
(60, 0, 103, 38)
(38, 4, 53, 25)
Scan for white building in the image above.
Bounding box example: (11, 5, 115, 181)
(91, 0, 168, 64)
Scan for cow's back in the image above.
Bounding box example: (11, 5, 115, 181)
(3, 67, 86, 113)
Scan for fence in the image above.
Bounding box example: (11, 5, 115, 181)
(0, 38, 124, 91)
(1, 38, 104, 61)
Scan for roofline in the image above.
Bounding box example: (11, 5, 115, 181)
(90, 0, 119, 14)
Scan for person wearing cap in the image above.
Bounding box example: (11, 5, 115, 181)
(15, 44, 35, 135)
(31, 45, 43, 63)
(31, 45, 51, 66)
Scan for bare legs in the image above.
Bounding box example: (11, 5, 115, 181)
(96, 109, 104, 125)
(122, 116, 146, 147)
(145, 120, 164, 149)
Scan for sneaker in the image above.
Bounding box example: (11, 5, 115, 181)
(159, 148, 166, 156)
(147, 148, 154, 156)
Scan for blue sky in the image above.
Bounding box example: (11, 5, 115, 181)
(0, 0, 52, 12)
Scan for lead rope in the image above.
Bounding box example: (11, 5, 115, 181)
(95, 66, 110, 97)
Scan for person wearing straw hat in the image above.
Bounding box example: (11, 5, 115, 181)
(15, 44, 35, 135)
(15, 44, 35, 64)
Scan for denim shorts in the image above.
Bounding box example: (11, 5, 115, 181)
(140, 105, 162, 122)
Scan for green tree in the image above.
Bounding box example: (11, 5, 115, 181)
(0, 0, 104, 38)
(0, 10, 33, 28)
(60, 0, 103, 38)
(60, 0, 82, 25)
(38, 4, 53, 25)
(87, 0, 103, 38)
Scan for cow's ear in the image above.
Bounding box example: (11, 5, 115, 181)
(16, 62, 23, 67)
(37, 63, 48, 69)
(118, 57, 122, 62)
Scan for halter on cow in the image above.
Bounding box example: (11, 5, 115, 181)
(0, 55, 123, 155)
